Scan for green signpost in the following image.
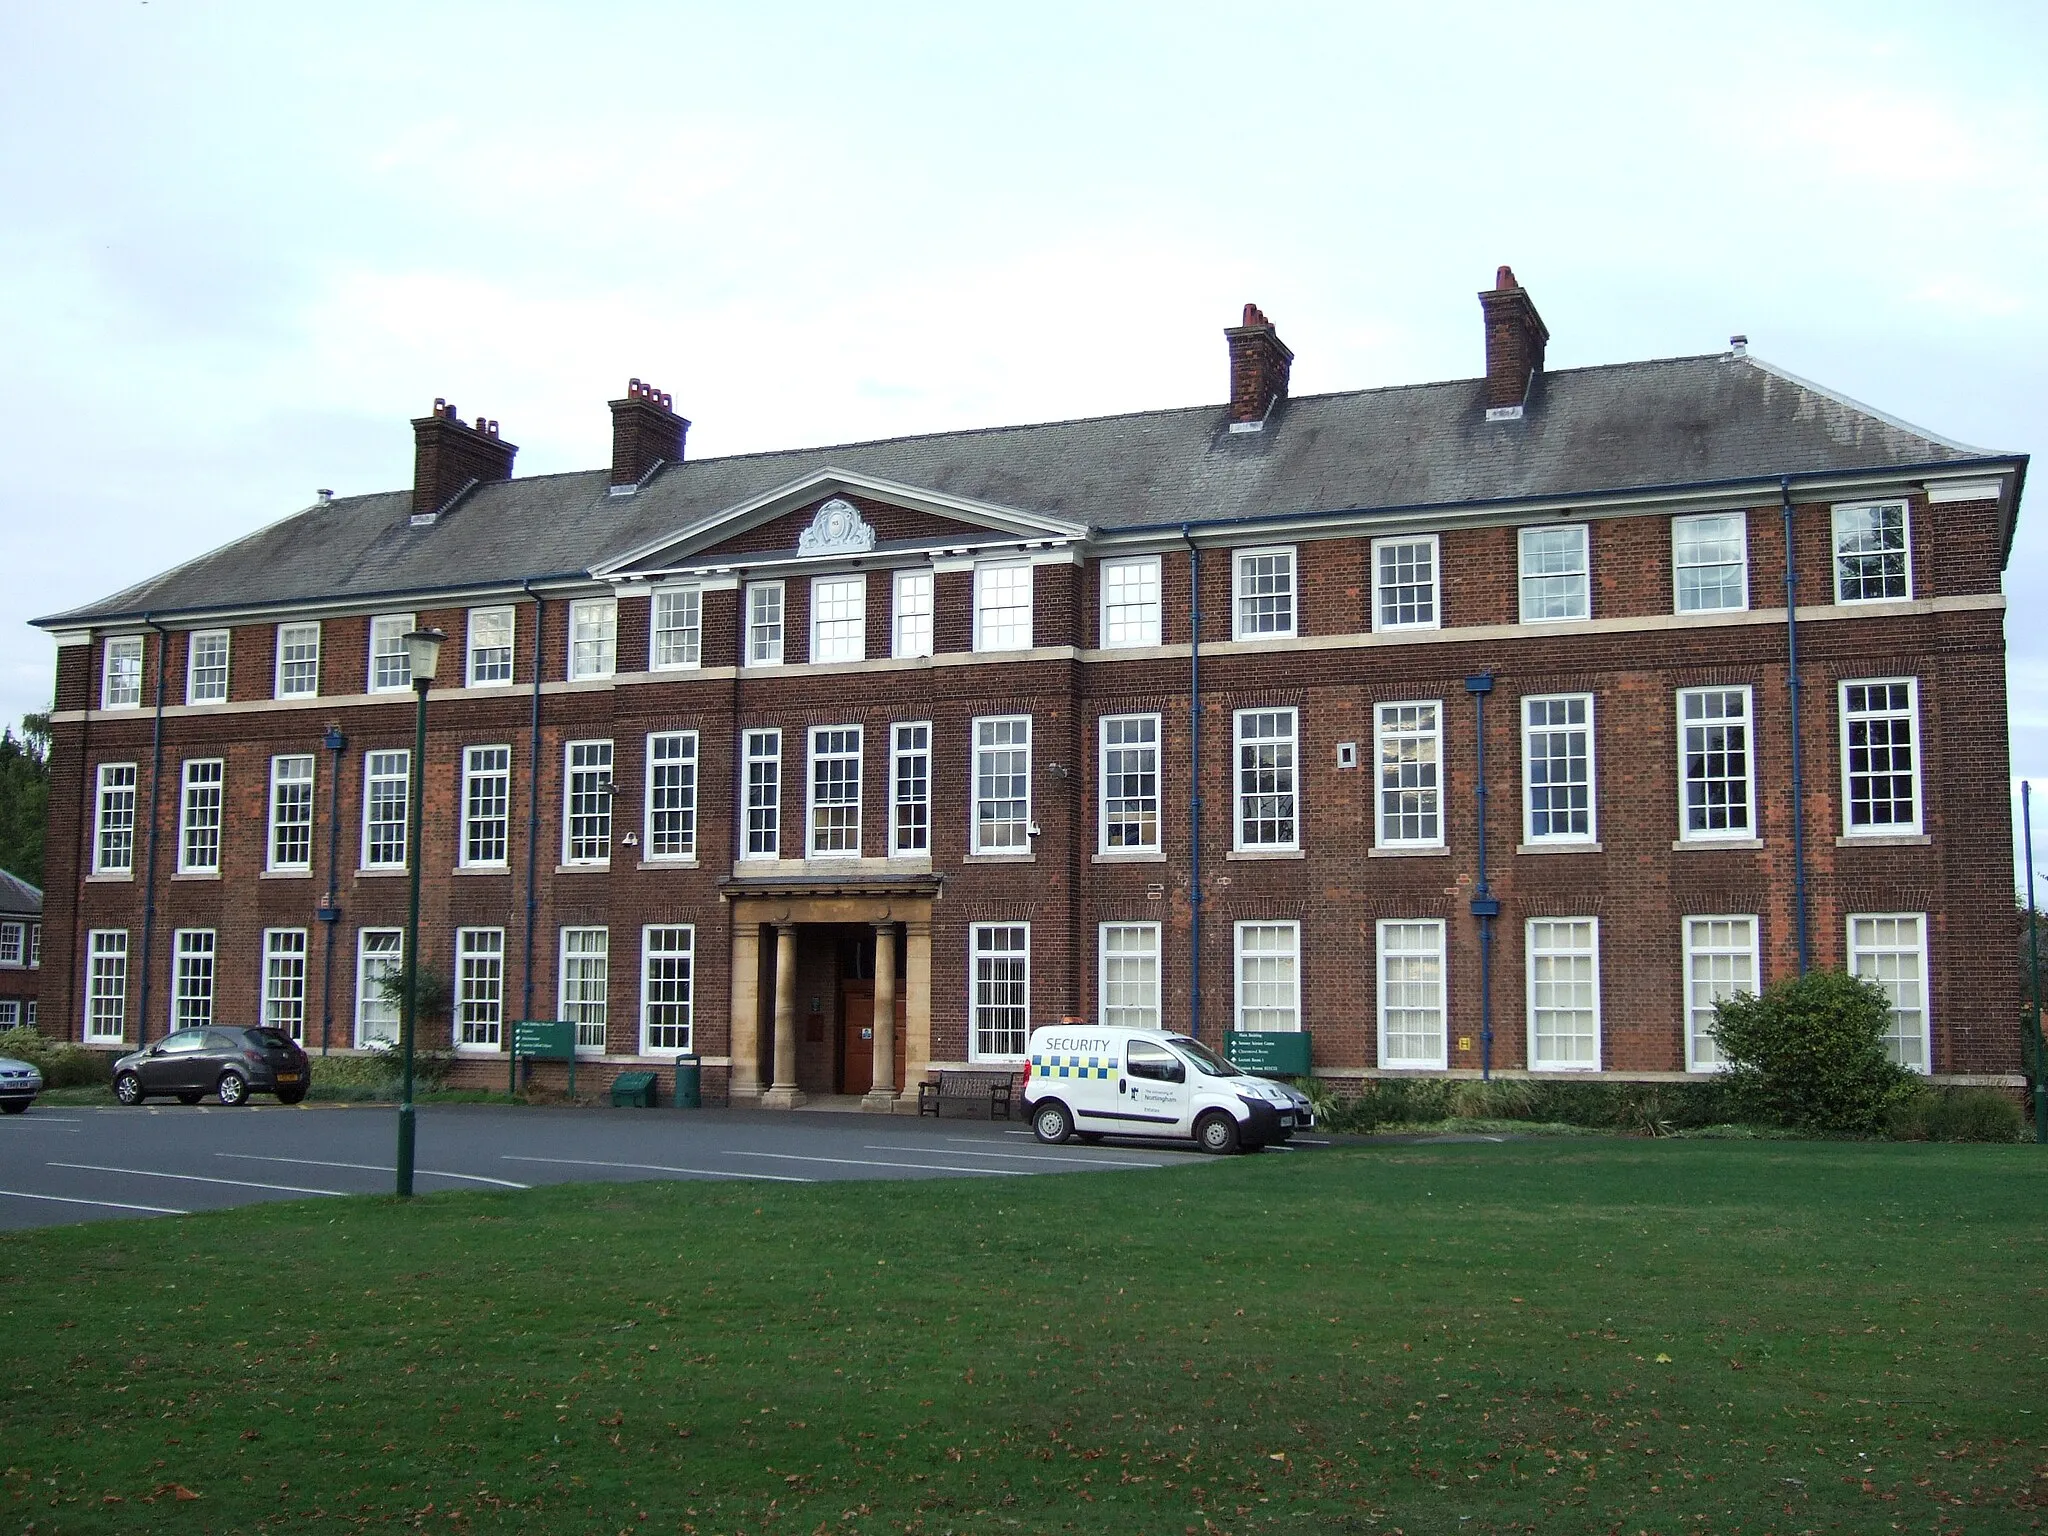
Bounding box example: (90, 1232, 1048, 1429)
(511, 1019, 577, 1098)
(1223, 1030, 1312, 1078)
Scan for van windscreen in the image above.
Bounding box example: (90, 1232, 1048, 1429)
(1167, 1037, 1239, 1078)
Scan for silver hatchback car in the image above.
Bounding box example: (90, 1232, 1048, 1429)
(0, 1055, 42, 1114)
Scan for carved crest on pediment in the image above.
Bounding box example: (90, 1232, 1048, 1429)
(797, 498, 876, 556)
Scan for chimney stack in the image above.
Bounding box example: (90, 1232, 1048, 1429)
(608, 378, 689, 490)
(1225, 303, 1293, 429)
(1479, 266, 1549, 416)
(410, 399, 517, 514)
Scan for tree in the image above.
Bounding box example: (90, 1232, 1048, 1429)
(1710, 968, 1918, 1136)
(0, 711, 50, 888)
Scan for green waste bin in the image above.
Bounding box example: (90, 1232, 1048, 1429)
(610, 1071, 658, 1109)
(673, 1055, 701, 1109)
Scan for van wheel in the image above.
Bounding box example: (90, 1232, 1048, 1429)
(1032, 1101, 1073, 1145)
(1195, 1111, 1241, 1155)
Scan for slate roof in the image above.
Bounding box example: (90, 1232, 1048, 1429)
(0, 870, 40, 918)
(34, 352, 2021, 628)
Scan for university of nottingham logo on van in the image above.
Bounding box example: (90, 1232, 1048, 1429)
(1031, 1052, 1118, 1080)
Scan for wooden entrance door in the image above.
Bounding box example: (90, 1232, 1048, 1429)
(839, 981, 909, 1095)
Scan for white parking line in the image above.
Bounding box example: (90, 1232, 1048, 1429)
(4, 1116, 83, 1125)
(870, 1143, 1170, 1167)
(501, 1155, 811, 1184)
(216, 1153, 531, 1189)
(727, 1151, 1020, 1176)
(0, 1188, 187, 1215)
(49, 1163, 346, 1197)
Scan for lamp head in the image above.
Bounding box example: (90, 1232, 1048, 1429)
(402, 627, 446, 685)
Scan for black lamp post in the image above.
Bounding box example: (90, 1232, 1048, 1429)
(395, 626, 445, 1198)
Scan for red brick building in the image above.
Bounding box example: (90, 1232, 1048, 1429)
(31, 271, 2028, 1103)
(0, 871, 41, 1031)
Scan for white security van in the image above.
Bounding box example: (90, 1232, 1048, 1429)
(1021, 1026, 1314, 1154)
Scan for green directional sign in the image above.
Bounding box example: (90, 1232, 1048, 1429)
(510, 1020, 578, 1097)
(1224, 1030, 1312, 1078)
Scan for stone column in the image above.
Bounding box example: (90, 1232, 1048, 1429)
(761, 922, 807, 1109)
(862, 922, 898, 1113)
(897, 916, 932, 1112)
(729, 915, 763, 1102)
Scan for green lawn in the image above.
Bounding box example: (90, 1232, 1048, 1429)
(2, 1141, 2043, 1534)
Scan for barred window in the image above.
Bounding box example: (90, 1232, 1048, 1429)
(1101, 556, 1162, 647)
(467, 606, 515, 686)
(970, 924, 1030, 1060)
(747, 582, 785, 666)
(973, 716, 1031, 852)
(1099, 714, 1160, 852)
(1678, 687, 1754, 839)
(1833, 501, 1911, 602)
(1673, 513, 1747, 613)
(1841, 679, 1920, 834)
(893, 570, 934, 659)
(646, 732, 698, 859)
(94, 762, 137, 875)
(651, 587, 701, 670)
(568, 598, 617, 680)
(462, 745, 511, 867)
(1234, 922, 1300, 1032)
(179, 758, 224, 874)
(1377, 919, 1446, 1069)
(1235, 708, 1298, 850)
(1372, 536, 1439, 631)
(811, 575, 867, 664)
(560, 927, 609, 1051)
(362, 750, 409, 869)
(355, 929, 403, 1046)
(744, 729, 781, 858)
(173, 929, 217, 1031)
(275, 622, 320, 698)
(641, 925, 695, 1054)
(1375, 702, 1442, 847)
(1518, 525, 1589, 622)
(456, 928, 505, 1049)
(1527, 918, 1599, 1070)
(186, 629, 229, 704)
(564, 740, 614, 864)
(1233, 548, 1296, 639)
(1683, 915, 1757, 1073)
(268, 754, 315, 871)
(809, 725, 863, 856)
(1099, 923, 1160, 1032)
(262, 928, 308, 1042)
(103, 636, 143, 709)
(1522, 694, 1595, 843)
(369, 614, 413, 692)
(974, 564, 1033, 652)
(891, 722, 930, 855)
(86, 930, 128, 1043)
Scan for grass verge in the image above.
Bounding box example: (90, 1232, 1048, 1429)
(1, 1141, 2043, 1533)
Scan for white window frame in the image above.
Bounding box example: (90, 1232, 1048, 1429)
(810, 574, 867, 664)
(559, 926, 609, 1054)
(972, 715, 1032, 854)
(1099, 713, 1161, 854)
(1518, 524, 1590, 623)
(746, 581, 785, 666)
(893, 569, 935, 659)
(1521, 693, 1597, 845)
(466, 605, 516, 687)
(455, 927, 505, 1051)
(644, 731, 698, 861)
(177, 758, 224, 875)
(1526, 917, 1600, 1071)
(1832, 500, 1913, 604)
(362, 749, 410, 870)
(460, 744, 511, 868)
(0, 1002, 15, 1029)
(1233, 921, 1302, 1032)
(806, 724, 863, 857)
(1371, 534, 1440, 633)
(968, 923, 1030, 1062)
(562, 739, 614, 866)
(85, 930, 128, 1043)
(267, 754, 316, 872)
(640, 925, 695, 1055)
(567, 597, 618, 681)
(1233, 546, 1297, 640)
(102, 635, 144, 710)
(26, 926, 35, 970)
(1374, 701, 1444, 849)
(354, 928, 403, 1047)
(650, 585, 702, 671)
(1376, 918, 1447, 1070)
(1672, 512, 1749, 614)
(1848, 912, 1931, 1072)
(93, 762, 138, 875)
(368, 613, 414, 693)
(742, 729, 781, 859)
(261, 927, 309, 1042)
(1100, 555, 1163, 648)
(1233, 707, 1299, 852)
(1682, 915, 1759, 1074)
(1839, 678, 1922, 837)
(1677, 686, 1756, 843)
(275, 621, 321, 699)
(973, 562, 1034, 653)
(1099, 922, 1162, 1032)
(0, 924, 21, 967)
(185, 629, 230, 704)
(172, 928, 217, 1031)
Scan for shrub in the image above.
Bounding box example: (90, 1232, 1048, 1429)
(0, 1027, 112, 1088)
(1709, 968, 1918, 1135)
(1886, 1087, 2025, 1143)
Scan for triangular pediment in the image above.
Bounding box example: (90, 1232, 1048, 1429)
(592, 468, 1089, 580)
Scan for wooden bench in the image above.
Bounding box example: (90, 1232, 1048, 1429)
(917, 1069, 1016, 1120)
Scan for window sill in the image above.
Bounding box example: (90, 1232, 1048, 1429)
(171, 871, 221, 881)
(85, 872, 133, 884)
(1516, 614, 1593, 628)
(554, 863, 611, 875)
(964, 852, 1036, 864)
(638, 857, 701, 870)
(355, 867, 409, 878)
(453, 864, 512, 876)
(1092, 850, 1166, 864)
(1517, 840, 1603, 855)
(1368, 845, 1448, 858)
(259, 869, 314, 879)
(1671, 838, 1763, 851)
(454, 1044, 503, 1055)
(1227, 848, 1304, 861)
(1836, 833, 1931, 848)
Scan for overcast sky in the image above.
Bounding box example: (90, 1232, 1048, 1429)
(3, 1, 2044, 879)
